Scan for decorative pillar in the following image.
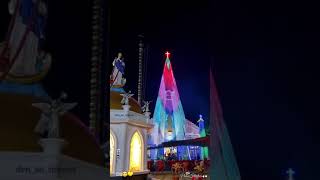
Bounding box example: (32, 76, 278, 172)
(39, 138, 67, 179)
(122, 105, 131, 115)
(144, 111, 151, 123)
(39, 138, 67, 156)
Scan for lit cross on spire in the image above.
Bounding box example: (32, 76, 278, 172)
(165, 51, 170, 59)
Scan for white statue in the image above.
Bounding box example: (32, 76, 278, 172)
(142, 100, 152, 112)
(120, 91, 134, 105)
(32, 92, 77, 138)
(1, 0, 51, 78)
(110, 52, 126, 86)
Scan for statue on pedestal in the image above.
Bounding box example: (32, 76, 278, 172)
(32, 92, 77, 138)
(120, 91, 134, 105)
(142, 100, 152, 113)
(0, 0, 51, 83)
(110, 52, 126, 87)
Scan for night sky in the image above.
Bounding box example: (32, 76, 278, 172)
(1, 0, 320, 180)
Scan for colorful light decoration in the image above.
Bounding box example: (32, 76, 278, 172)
(129, 132, 142, 172)
(151, 52, 187, 159)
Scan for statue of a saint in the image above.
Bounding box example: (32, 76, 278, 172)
(110, 52, 126, 87)
(32, 92, 77, 138)
(0, 0, 51, 80)
(120, 91, 134, 105)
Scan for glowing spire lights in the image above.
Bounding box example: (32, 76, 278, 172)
(151, 51, 186, 146)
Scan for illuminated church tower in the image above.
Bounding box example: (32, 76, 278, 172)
(150, 52, 187, 158)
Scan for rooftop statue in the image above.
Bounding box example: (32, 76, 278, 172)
(142, 100, 152, 113)
(32, 92, 77, 138)
(120, 91, 134, 105)
(0, 0, 51, 83)
(110, 52, 126, 87)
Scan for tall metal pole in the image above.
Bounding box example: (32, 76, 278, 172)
(137, 34, 144, 105)
(89, 0, 103, 140)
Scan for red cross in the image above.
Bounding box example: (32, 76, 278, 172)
(165, 51, 170, 59)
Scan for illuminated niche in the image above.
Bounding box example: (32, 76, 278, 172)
(129, 131, 143, 171)
(110, 132, 115, 174)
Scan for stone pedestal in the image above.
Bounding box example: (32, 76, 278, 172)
(144, 112, 151, 123)
(39, 138, 67, 156)
(122, 105, 131, 114)
(39, 138, 67, 179)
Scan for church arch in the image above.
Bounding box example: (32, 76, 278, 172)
(110, 130, 117, 174)
(129, 130, 144, 172)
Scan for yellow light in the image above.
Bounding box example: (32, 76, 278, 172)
(128, 171, 133, 176)
(122, 171, 128, 177)
(110, 133, 115, 174)
(129, 132, 142, 172)
(164, 147, 171, 156)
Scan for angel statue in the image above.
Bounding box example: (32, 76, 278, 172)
(110, 52, 126, 87)
(120, 91, 134, 105)
(141, 100, 152, 113)
(32, 92, 77, 138)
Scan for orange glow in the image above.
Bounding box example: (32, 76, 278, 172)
(129, 131, 142, 172)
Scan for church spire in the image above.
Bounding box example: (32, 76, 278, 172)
(151, 51, 186, 144)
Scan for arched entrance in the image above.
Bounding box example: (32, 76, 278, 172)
(129, 131, 143, 172)
(110, 131, 116, 174)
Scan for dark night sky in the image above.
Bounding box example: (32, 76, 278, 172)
(1, 0, 320, 180)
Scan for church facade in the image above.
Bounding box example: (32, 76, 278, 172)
(109, 90, 153, 177)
